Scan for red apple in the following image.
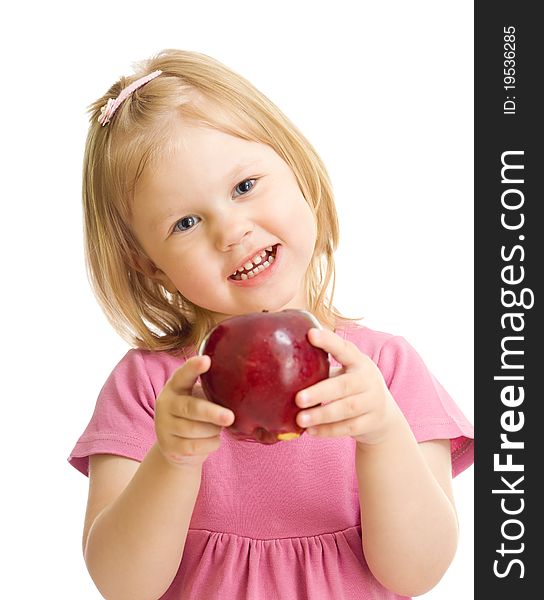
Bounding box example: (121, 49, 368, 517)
(198, 309, 330, 444)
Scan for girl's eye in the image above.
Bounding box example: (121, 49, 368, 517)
(233, 178, 256, 197)
(173, 215, 201, 233)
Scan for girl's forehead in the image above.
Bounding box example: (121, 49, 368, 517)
(150, 123, 277, 177)
(135, 125, 280, 200)
(161, 119, 259, 155)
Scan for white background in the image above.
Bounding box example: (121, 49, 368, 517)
(1, 0, 473, 598)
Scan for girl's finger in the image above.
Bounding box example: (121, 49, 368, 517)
(305, 414, 368, 439)
(168, 355, 211, 395)
(170, 395, 235, 427)
(297, 393, 366, 428)
(296, 372, 362, 408)
(307, 328, 368, 371)
(169, 417, 223, 439)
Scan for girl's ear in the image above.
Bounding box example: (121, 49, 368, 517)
(129, 252, 178, 294)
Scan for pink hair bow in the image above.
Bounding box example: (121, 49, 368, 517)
(98, 69, 162, 126)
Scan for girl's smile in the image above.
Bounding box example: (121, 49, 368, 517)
(130, 119, 317, 321)
(227, 243, 281, 287)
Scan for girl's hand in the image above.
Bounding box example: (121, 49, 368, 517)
(155, 355, 235, 467)
(295, 328, 402, 446)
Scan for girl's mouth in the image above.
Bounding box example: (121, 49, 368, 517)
(228, 244, 279, 281)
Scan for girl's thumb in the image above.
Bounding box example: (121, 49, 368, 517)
(169, 355, 211, 395)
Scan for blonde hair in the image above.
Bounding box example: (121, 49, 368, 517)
(83, 49, 357, 354)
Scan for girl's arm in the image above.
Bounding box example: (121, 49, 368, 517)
(83, 445, 202, 600)
(354, 409, 459, 597)
(83, 355, 234, 600)
(296, 328, 460, 597)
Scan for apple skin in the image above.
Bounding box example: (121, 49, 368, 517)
(198, 309, 330, 444)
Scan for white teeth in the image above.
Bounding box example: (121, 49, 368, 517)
(240, 247, 274, 272)
(230, 245, 277, 281)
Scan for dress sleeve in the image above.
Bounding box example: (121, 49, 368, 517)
(377, 336, 474, 477)
(67, 350, 158, 477)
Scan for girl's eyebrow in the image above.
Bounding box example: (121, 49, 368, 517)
(152, 159, 264, 231)
(225, 158, 263, 180)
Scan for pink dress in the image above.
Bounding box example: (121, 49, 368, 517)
(69, 323, 474, 599)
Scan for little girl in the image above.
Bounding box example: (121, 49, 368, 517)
(69, 49, 474, 600)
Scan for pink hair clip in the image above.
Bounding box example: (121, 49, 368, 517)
(98, 69, 163, 126)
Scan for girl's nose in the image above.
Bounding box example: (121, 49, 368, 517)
(213, 212, 254, 251)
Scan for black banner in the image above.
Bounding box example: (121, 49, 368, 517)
(475, 2, 542, 597)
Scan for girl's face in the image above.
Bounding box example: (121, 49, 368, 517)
(131, 118, 317, 323)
